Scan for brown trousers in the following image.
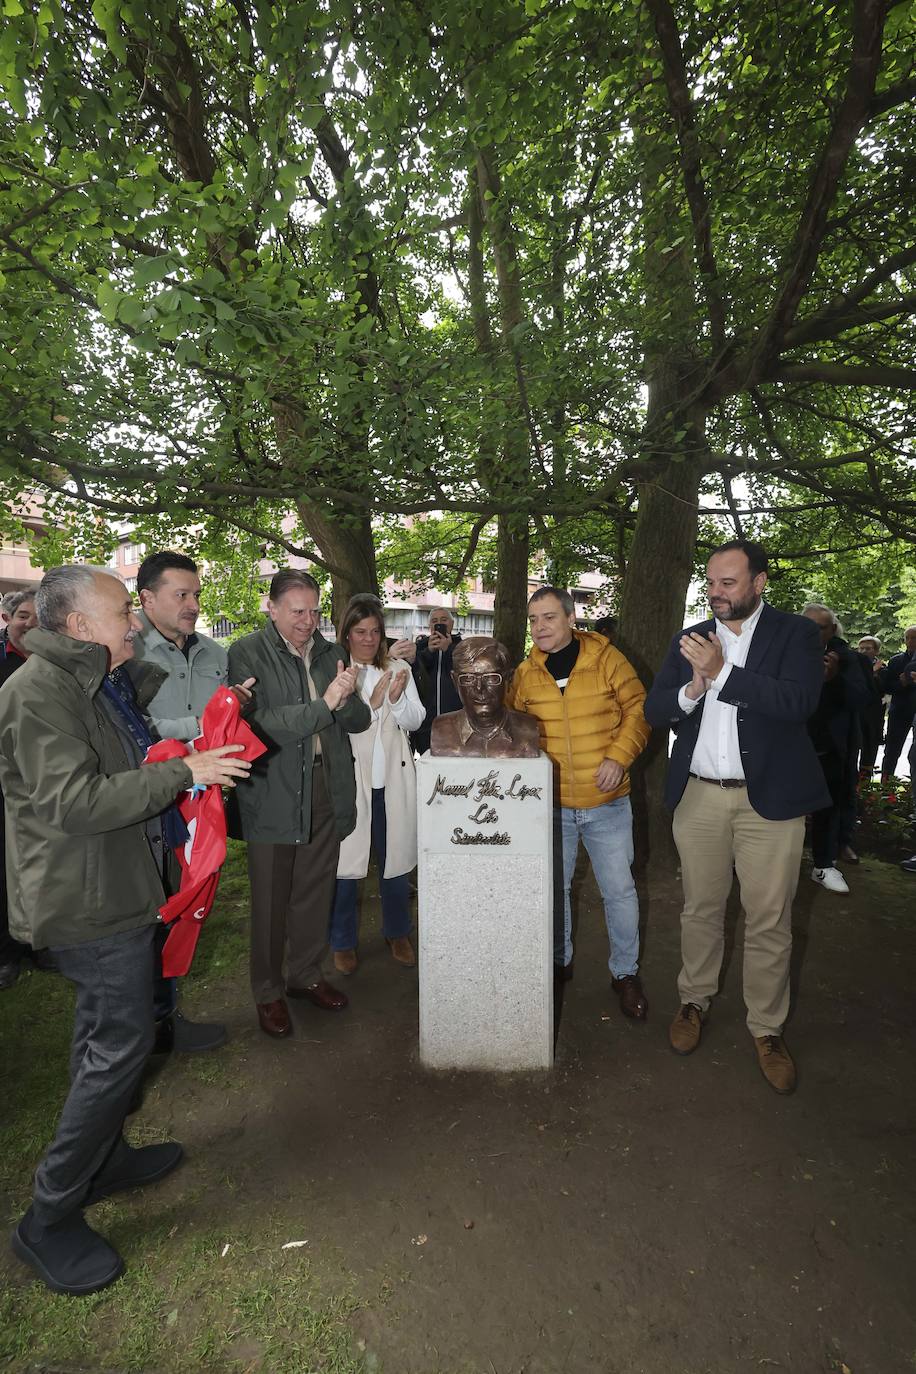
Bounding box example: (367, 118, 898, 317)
(672, 777, 805, 1037)
(246, 764, 339, 1003)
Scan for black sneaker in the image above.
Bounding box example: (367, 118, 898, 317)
(85, 1140, 184, 1205)
(12, 1207, 124, 1296)
(154, 1009, 227, 1055)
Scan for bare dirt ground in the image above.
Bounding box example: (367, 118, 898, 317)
(156, 860, 915, 1371)
(3, 846, 915, 1374)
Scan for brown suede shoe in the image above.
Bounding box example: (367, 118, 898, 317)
(333, 949, 358, 976)
(754, 1034, 796, 1094)
(669, 1003, 703, 1055)
(386, 936, 416, 968)
(611, 974, 648, 1020)
(257, 999, 291, 1038)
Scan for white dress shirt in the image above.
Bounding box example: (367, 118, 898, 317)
(353, 661, 425, 787)
(677, 599, 765, 780)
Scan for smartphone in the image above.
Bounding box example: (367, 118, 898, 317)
(433, 622, 448, 636)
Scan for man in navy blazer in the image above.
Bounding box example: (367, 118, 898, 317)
(645, 539, 829, 1095)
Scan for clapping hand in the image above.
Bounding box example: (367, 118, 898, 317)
(388, 669, 407, 704)
(679, 630, 724, 689)
(323, 661, 359, 711)
(369, 669, 393, 709)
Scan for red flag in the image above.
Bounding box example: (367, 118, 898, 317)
(145, 688, 266, 976)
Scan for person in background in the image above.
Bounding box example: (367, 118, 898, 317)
(879, 626, 916, 781)
(802, 605, 869, 893)
(593, 615, 617, 644)
(0, 590, 39, 988)
(330, 596, 425, 974)
(856, 636, 886, 779)
(411, 608, 462, 756)
(0, 589, 38, 685)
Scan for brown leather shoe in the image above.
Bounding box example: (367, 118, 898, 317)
(669, 1003, 703, 1055)
(611, 974, 647, 1020)
(287, 979, 348, 1011)
(386, 936, 416, 968)
(333, 949, 358, 975)
(754, 1034, 796, 1094)
(257, 999, 291, 1038)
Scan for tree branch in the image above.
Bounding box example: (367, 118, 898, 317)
(644, 0, 726, 347)
(783, 292, 916, 350)
(869, 75, 916, 118)
(768, 362, 916, 389)
(751, 0, 888, 370)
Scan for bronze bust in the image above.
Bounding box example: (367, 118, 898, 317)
(430, 637, 540, 758)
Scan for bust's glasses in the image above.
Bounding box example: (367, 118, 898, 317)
(456, 672, 503, 687)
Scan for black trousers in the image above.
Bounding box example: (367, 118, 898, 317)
(882, 713, 914, 779)
(32, 923, 156, 1225)
(246, 764, 340, 1003)
(811, 750, 846, 869)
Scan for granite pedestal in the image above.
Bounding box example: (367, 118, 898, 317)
(417, 753, 553, 1070)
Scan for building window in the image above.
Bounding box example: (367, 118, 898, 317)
(122, 542, 145, 566)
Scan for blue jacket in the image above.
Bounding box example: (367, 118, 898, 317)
(644, 603, 831, 820)
(880, 650, 916, 721)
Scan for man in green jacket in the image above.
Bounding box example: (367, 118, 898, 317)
(0, 565, 249, 1296)
(228, 569, 370, 1038)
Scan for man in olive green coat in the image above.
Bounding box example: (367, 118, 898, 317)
(0, 566, 249, 1297)
(228, 569, 370, 1038)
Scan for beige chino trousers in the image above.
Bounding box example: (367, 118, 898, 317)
(672, 777, 805, 1037)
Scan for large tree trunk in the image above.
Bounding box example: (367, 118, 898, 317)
(295, 499, 379, 627)
(494, 514, 530, 667)
(617, 351, 707, 866)
(617, 456, 702, 865)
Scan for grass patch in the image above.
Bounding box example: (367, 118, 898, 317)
(0, 1219, 366, 1372)
(0, 842, 253, 1200)
(0, 842, 373, 1371)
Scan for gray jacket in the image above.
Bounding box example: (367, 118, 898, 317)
(0, 629, 192, 948)
(133, 610, 228, 741)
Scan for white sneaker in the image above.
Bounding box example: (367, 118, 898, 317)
(811, 866, 849, 894)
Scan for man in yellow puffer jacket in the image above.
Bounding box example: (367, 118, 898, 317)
(507, 587, 651, 1019)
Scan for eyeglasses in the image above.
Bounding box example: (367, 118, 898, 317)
(456, 672, 503, 687)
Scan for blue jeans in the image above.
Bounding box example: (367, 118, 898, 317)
(557, 795, 640, 977)
(330, 789, 412, 950)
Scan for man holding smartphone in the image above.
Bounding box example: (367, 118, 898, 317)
(411, 608, 463, 755)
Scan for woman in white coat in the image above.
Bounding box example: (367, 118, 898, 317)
(330, 596, 425, 974)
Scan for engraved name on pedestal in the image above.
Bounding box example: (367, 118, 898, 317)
(417, 753, 553, 1071)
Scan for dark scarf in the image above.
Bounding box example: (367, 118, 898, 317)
(101, 667, 189, 851)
